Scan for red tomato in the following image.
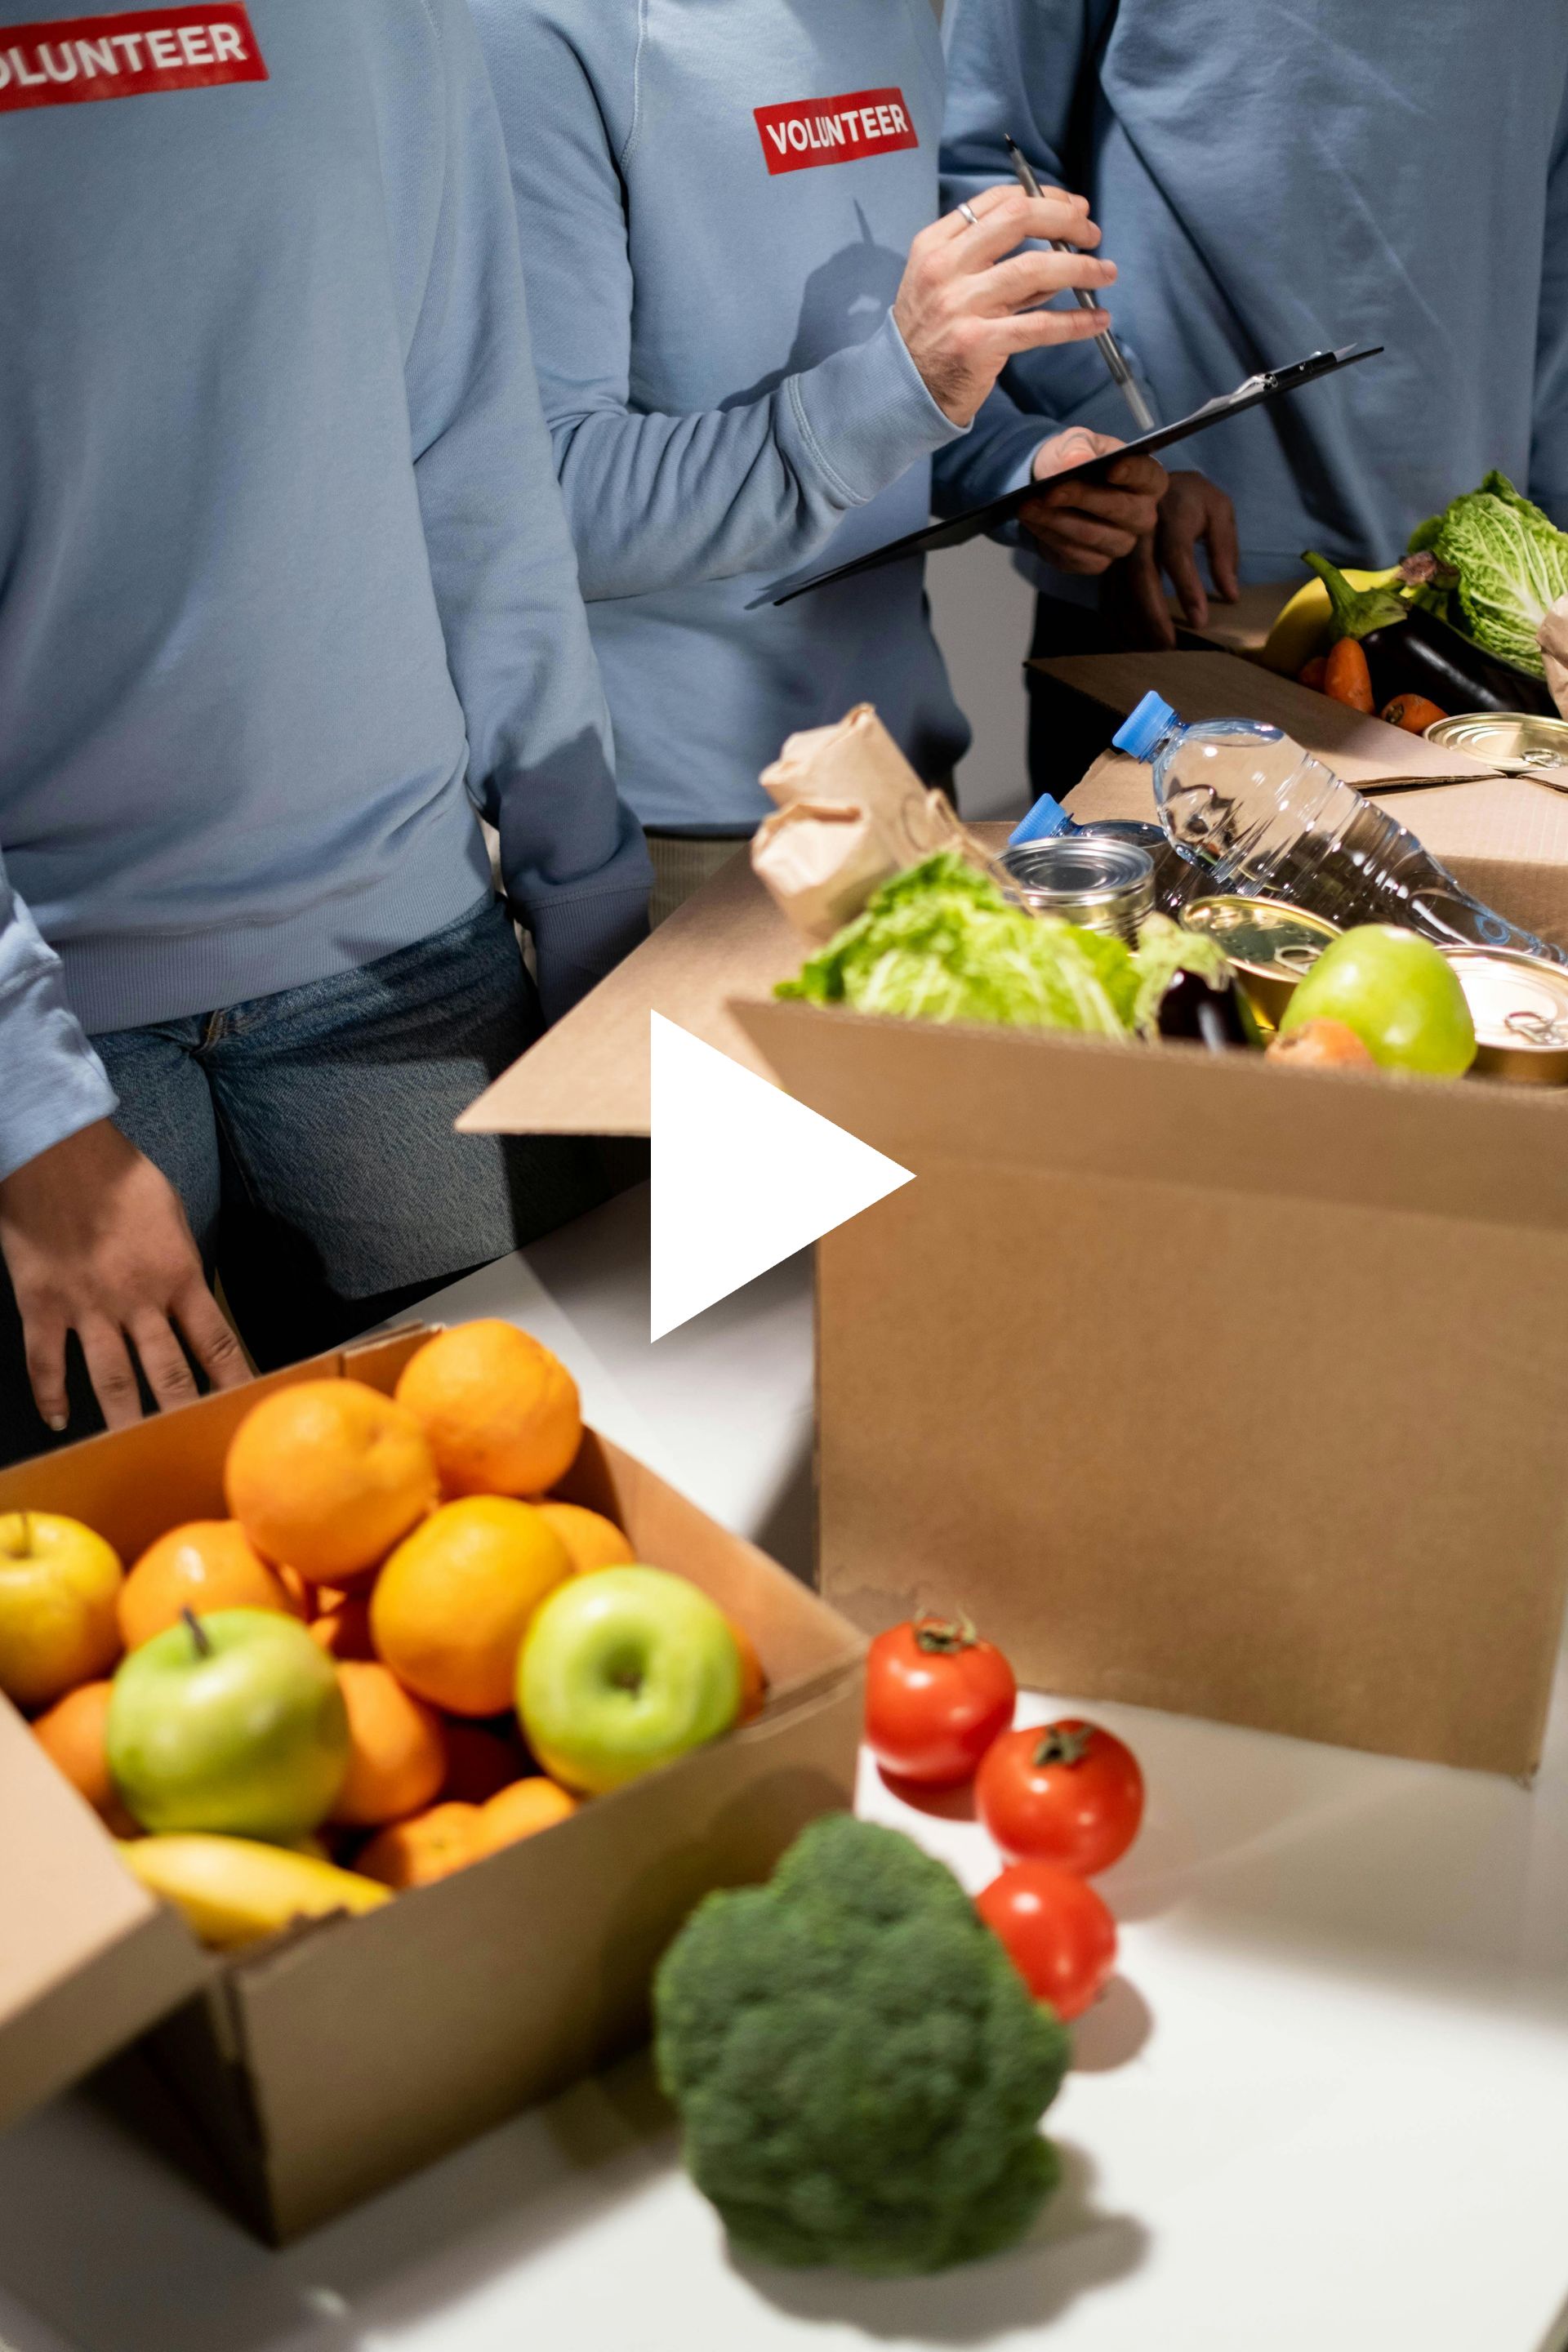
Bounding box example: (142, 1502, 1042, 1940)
(863, 1615, 1016, 1785)
(976, 1861, 1117, 2020)
(975, 1718, 1143, 1876)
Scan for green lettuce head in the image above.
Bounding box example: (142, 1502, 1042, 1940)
(1408, 471, 1568, 677)
(776, 850, 1136, 1036)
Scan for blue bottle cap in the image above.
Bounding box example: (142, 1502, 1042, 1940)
(1007, 791, 1075, 848)
(1112, 690, 1178, 763)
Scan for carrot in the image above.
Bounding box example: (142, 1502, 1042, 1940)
(1380, 694, 1448, 735)
(1323, 636, 1374, 713)
(1297, 655, 1329, 692)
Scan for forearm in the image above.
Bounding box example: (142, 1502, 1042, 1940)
(559, 313, 962, 602)
(0, 879, 117, 1182)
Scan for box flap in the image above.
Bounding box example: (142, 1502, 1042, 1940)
(1031, 649, 1503, 788)
(0, 1338, 439, 2132)
(1167, 579, 1296, 657)
(0, 1700, 209, 2129)
(458, 847, 801, 1139)
(733, 997, 1568, 1237)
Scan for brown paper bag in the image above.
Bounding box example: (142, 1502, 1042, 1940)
(752, 704, 982, 937)
(1541, 595, 1568, 721)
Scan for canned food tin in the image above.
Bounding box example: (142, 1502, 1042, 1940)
(1178, 896, 1342, 1026)
(1443, 947, 1568, 1085)
(1424, 711, 1568, 777)
(998, 835, 1156, 943)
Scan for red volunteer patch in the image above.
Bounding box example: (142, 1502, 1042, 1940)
(0, 5, 265, 111)
(754, 86, 918, 176)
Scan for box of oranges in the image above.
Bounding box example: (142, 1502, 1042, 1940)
(0, 1323, 865, 2242)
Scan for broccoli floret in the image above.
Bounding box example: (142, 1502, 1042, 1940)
(653, 1814, 1071, 2275)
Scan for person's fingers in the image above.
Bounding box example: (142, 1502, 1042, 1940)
(1018, 500, 1142, 563)
(942, 185, 1098, 264)
(172, 1277, 252, 1393)
(19, 1302, 69, 1433)
(1207, 493, 1242, 604)
(1103, 453, 1169, 501)
(127, 1312, 202, 1418)
(1031, 509, 1143, 562)
(1002, 305, 1111, 354)
(1036, 479, 1163, 536)
(976, 248, 1115, 318)
(1032, 428, 1121, 479)
(1120, 538, 1179, 648)
(1159, 510, 1209, 628)
(76, 1315, 145, 1432)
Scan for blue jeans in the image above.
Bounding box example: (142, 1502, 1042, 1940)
(0, 898, 612, 1464)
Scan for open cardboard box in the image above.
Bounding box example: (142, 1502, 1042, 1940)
(0, 1330, 865, 2242)
(465, 653, 1568, 1779)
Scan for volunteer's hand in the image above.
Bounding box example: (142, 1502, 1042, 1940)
(895, 185, 1117, 428)
(1018, 429, 1168, 572)
(1104, 470, 1241, 648)
(0, 1120, 248, 1433)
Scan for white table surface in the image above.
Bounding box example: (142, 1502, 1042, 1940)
(3, 1182, 1567, 2352)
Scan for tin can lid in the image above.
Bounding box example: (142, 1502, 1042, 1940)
(999, 835, 1155, 911)
(1179, 894, 1342, 975)
(1424, 712, 1568, 774)
(1444, 947, 1568, 1052)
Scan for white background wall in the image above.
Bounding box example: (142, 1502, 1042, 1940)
(926, 537, 1039, 822)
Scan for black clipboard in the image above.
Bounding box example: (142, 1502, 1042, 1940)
(754, 343, 1382, 608)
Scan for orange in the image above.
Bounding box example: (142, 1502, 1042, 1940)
(357, 1801, 479, 1889)
(0, 1512, 122, 1710)
(394, 1322, 581, 1499)
(31, 1681, 138, 1835)
(370, 1496, 570, 1717)
(728, 1616, 768, 1725)
(536, 1501, 635, 1576)
(328, 1662, 447, 1828)
(310, 1591, 376, 1662)
(224, 1379, 439, 1584)
(441, 1720, 528, 1803)
(118, 1521, 305, 1651)
(472, 1775, 576, 1855)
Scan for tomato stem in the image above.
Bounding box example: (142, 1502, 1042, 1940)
(912, 1611, 978, 1655)
(1032, 1724, 1094, 1769)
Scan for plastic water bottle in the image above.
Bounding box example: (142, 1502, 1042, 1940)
(1111, 690, 1566, 965)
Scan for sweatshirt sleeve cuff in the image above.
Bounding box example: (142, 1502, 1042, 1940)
(0, 967, 118, 1181)
(523, 884, 651, 1026)
(786, 310, 966, 509)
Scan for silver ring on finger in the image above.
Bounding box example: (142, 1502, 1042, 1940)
(956, 200, 980, 227)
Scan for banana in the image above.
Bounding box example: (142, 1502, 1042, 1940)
(119, 1832, 390, 1949)
(1259, 566, 1401, 676)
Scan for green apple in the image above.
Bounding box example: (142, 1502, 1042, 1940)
(108, 1607, 349, 1840)
(1279, 925, 1475, 1077)
(517, 1566, 742, 1795)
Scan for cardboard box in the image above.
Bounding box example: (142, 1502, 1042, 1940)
(731, 998, 1568, 1780)
(463, 655, 1568, 1778)
(1032, 651, 1568, 948)
(0, 1332, 865, 2241)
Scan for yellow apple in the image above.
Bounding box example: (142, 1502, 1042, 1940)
(0, 1512, 123, 1710)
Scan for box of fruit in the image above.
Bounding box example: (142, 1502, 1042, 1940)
(0, 1323, 865, 2243)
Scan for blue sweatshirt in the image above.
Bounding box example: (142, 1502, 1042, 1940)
(939, 0, 1568, 578)
(470, 0, 973, 835)
(0, 0, 649, 1183)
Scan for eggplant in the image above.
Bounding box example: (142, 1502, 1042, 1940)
(1155, 966, 1260, 1050)
(1361, 604, 1557, 718)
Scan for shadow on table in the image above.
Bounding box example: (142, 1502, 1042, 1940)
(733, 2140, 1149, 2343)
(0, 2046, 678, 2352)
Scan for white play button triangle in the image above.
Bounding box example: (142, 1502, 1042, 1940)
(649, 1012, 915, 1341)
